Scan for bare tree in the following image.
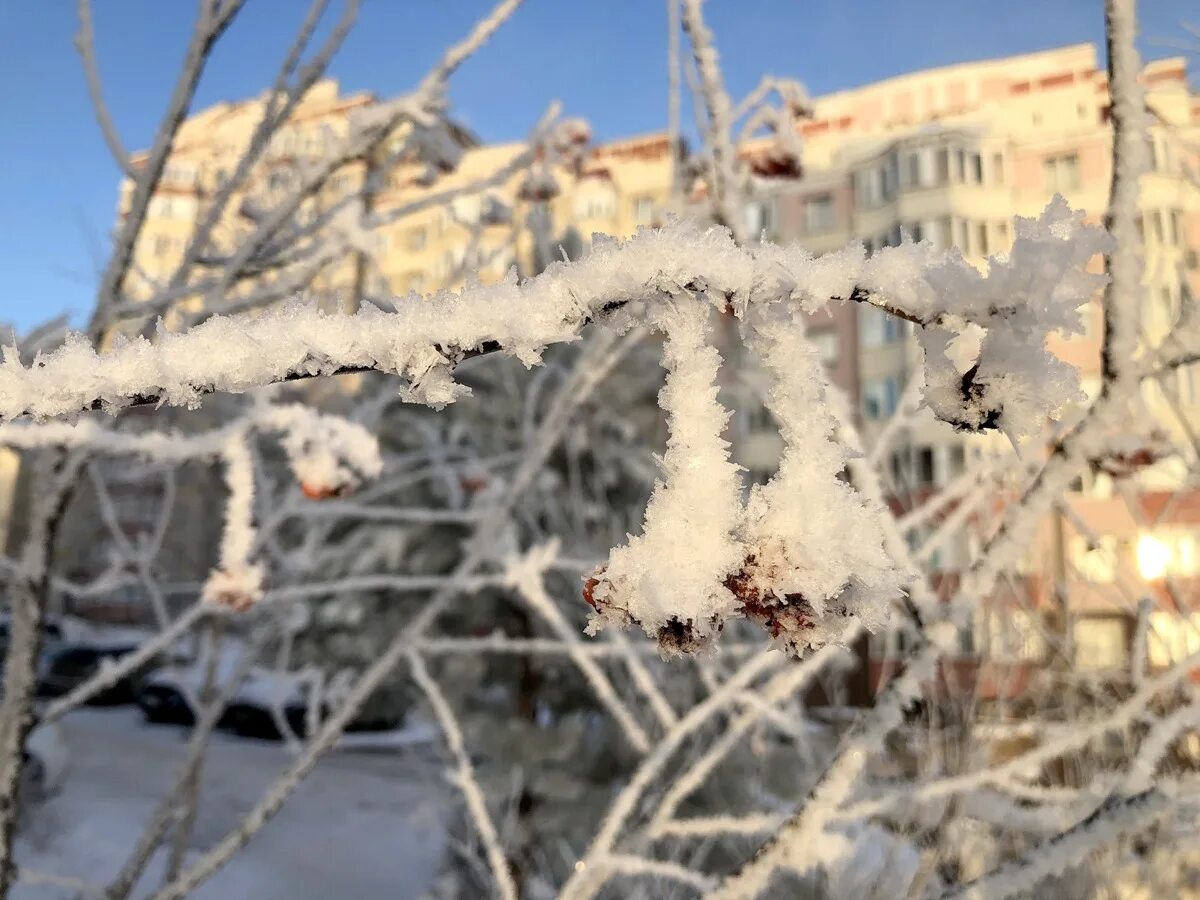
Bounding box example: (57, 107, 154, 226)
(0, 0, 1198, 898)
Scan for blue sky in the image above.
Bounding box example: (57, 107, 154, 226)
(0, 0, 1194, 333)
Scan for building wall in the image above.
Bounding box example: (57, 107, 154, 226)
(758, 44, 1200, 671)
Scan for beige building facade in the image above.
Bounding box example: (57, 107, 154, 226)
(757, 44, 1200, 679)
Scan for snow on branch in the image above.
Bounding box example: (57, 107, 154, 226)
(2, 206, 1106, 432)
(0, 204, 1107, 654)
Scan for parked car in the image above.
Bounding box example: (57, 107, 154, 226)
(139, 661, 400, 740)
(138, 664, 310, 739)
(37, 642, 154, 705)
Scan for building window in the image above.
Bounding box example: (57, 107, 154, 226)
(936, 217, 953, 250)
(854, 167, 884, 208)
(859, 306, 903, 347)
(904, 152, 921, 188)
(163, 162, 197, 186)
(863, 377, 900, 420)
(982, 609, 1046, 661)
(1073, 617, 1128, 670)
(1043, 153, 1080, 192)
(632, 195, 657, 227)
(955, 218, 970, 252)
(948, 444, 966, 477)
(809, 329, 838, 365)
(744, 198, 776, 239)
(1148, 612, 1200, 668)
(936, 147, 950, 184)
(802, 193, 835, 234)
(975, 222, 989, 257)
(881, 155, 898, 201)
(916, 447, 935, 485)
(995, 219, 1010, 249)
(968, 152, 983, 184)
(859, 303, 902, 345)
(575, 188, 616, 221)
(992, 152, 1005, 184)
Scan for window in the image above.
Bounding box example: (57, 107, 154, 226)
(1171, 209, 1184, 247)
(916, 447, 935, 485)
(995, 220, 1010, 249)
(744, 198, 775, 238)
(982, 609, 1047, 661)
(1073, 617, 1128, 670)
(407, 227, 427, 252)
(962, 152, 982, 184)
(1044, 153, 1080, 192)
(890, 448, 911, 484)
(859, 306, 903, 347)
(863, 377, 900, 420)
(1150, 210, 1164, 244)
(936, 217, 953, 250)
(975, 222, 989, 257)
(904, 153, 921, 188)
(947, 444, 966, 476)
(955, 218, 970, 252)
(881, 155, 898, 201)
(632, 195, 657, 227)
(992, 152, 1004, 184)
(854, 167, 883, 208)
(163, 162, 197, 186)
(808, 329, 838, 365)
(1148, 612, 1200, 668)
(803, 194, 835, 233)
(575, 188, 616, 221)
(935, 147, 950, 184)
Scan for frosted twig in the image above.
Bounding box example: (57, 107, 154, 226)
(936, 789, 1168, 900)
(409, 651, 518, 900)
(41, 602, 210, 723)
(505, 544, 652, 752)
(3, 207, 1106, 426)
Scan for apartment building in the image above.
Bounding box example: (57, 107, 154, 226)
(116, 80, 675, 325)
(747, 44, 1200, 686)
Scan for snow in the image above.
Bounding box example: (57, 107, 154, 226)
(14, 709, 448, 900)
(0, 208, 1105, 434)
(586, 303, 744, 652)
(735, 313, 904, 652)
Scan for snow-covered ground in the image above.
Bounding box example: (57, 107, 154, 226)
(15, 708, 449, 899)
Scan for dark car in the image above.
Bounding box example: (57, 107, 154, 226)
(37, 643, 153, 705)
(138, 665, 310, 738)
(138, 664, 399, 740)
